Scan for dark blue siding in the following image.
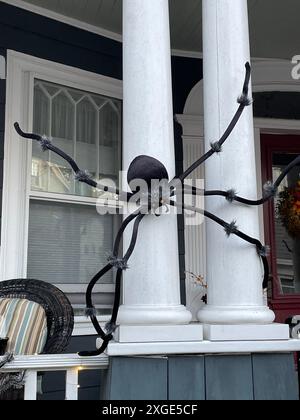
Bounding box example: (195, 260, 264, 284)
(0, 3, 122, 80)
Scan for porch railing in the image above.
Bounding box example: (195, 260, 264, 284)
(0, 353, 109, 400)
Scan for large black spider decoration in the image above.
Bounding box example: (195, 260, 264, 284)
(14, 63, 300, 356)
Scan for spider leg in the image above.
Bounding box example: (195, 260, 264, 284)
(168, 200, 269, 290)
(14, 123, 149, 355)
(173, 63, 252, 183)
(181, 153, 300, 206)
(79, 213, 145, 357)
(84, 210, 142, 335)
(14, 123, 133, 202)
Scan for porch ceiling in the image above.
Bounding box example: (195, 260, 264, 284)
(20, 0, 300, 59)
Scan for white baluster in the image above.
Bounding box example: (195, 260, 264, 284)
(65, 368, 79, 401)
(24, 370, 37, 400)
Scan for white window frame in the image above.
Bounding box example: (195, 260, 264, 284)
(0, 51, 123, 334)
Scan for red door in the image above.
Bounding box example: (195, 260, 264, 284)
(262, 134, 300, 323)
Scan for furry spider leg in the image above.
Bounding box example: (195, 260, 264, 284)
(14, 123, 133, 202)
(172, 62, 252, 184)
(167, 199, 270, 289)
(85, 209, 142, 320)
(84, 209, 145, 334)
(79, 213, 145, 357)
(14, 122, 150, 355)
(182, 153, 300, 205)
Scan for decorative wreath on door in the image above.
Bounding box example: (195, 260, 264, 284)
(277, 180, 300, 238)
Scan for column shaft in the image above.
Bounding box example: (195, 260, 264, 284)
(198, 0, 275, 324)
(118, 0, 192, 326)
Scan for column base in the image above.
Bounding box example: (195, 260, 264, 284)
(203, 323, 290, 341)
(118, 304, 193, 325)
(197, 305, 275, 325)
(114, 324, 203, 343)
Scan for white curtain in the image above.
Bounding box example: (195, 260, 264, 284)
(27, 200, 116, 284)
(28, 80, 123, 292)
(32, 81, 121, 196)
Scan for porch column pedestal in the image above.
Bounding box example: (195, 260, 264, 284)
(115, 0, 198, 344)
(197, 0, 284, 338)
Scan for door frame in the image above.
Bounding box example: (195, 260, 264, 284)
(261, 131, 300, 322)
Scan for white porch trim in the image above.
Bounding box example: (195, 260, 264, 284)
(0, 353, 109, 401)
(107, 339, 300, 357)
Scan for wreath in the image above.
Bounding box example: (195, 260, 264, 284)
(277, 180, 300, 238)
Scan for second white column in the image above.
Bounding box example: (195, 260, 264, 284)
(197, 0, 276, 331)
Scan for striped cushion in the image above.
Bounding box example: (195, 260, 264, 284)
(0, 299, 48, 355)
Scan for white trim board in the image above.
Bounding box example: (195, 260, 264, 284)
(73, 316, 110, 337)
(107, 339, 300, 356)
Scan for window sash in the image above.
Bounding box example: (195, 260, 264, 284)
(0, 51, 123, 304)
(29, 79, 123, 298)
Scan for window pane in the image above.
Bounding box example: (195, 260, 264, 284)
(27, 200, 117, 284)
(52, 92, 74, 140)
(76, 98, 96, 144)
(33, 85, 50, 136)
(99, 102, 121, 184)
(32, 80, 122, 198)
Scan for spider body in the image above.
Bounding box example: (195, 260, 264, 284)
(127, 155, 169, 188)
(127, 155, 170, 212)
(14, 62, 300, 356)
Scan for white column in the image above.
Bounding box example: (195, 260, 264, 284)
(198, 0, 276, 328)
(118, 0, 193, 329)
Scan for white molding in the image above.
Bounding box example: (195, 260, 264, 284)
(1, 0, 122, 42)
(30, 191, 122, 209)
(0, 50, 122, 284)
(107, 338, 300, 356)
(171, 49, 203, 59)
(6, 50, 123, 99)
(0, 353, 109, 371)
(73, 316, 110, 337)
(254, 117, 300, 133)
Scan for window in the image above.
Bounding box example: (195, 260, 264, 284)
(0, 52, 123, 323)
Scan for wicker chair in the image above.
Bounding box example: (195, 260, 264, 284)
(0, 279, 74, 400)
(0, 279, 74, 355)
